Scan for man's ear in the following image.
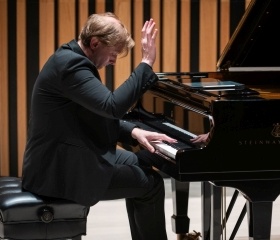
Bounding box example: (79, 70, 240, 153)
(90, 37, 99, 49)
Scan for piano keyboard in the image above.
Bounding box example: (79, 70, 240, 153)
(150, 141, 178, 159)
(125, 118, 200, 159)
(162, 122, 198, 138)
(147, 122, 198, 159)
(150, 137, 198, 159)
(145, 120, 198, 144)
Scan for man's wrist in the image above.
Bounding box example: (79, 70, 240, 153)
(141, 60, 153, 68)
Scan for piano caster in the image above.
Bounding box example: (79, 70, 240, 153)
(177, 234, 187, 240)
(176, 231, 202, 240)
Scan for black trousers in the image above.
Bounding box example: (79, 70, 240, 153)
(100, 149, 168, 240)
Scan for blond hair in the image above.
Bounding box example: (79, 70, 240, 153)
(79, 12, 135, 57)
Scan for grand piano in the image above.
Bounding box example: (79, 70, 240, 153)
(122, 0, 280, 239)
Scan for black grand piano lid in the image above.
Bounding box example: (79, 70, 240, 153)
(217, 0, 280, 71)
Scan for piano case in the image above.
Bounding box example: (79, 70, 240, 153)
(0, 176, 89, 240)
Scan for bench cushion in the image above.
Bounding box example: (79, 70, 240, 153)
(0, 177, 89, 239)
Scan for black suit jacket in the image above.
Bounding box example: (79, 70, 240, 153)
(22, 40, 158, 206)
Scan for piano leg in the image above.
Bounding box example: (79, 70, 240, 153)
(171, 178, 190, 239)
(201, 182, 211, 240)
(211, 179, 280, 240)
(201, 182, 222, 240)
(246, 200, 273, 240)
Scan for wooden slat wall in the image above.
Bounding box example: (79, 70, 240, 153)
(150, 0, 161, 71)
(0, 0, 9, 175)
(95, 0, 106, 82)
(16, 0, 27, 178)
(200, 0, 218, 71)
(180, 0, 191, 71)
(40, 0, 55, 70)
(220, 0, 230, 54)
(162, 0, 177, 72)
(114, 0, 132, 88)
(58, 0, 76, 45)
(0, 0, 248, 177)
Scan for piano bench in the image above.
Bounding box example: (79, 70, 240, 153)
(0, 176, 89, 240)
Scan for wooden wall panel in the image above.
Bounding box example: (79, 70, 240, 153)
(132, 0, 143, 69)
(40, 0, 55, 69)
(16, 0, 27, 176)
(58, 0, 76, 45)
(200, 0, 218, 71)
(95, 0, 106, 82)
(0, 0, 249, 176)
(162, 0, 177, 72)
(180, 0, 191, 71)
(220, 0, 230, 56)
(78, 0, 89, 30)
(114, 0, 132, 89)
(0, 0, 9, 176)
(150, 0, 161, 72)
(95, 0, 105, 13)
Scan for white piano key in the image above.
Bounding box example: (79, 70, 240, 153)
(150, 141, 177, 159)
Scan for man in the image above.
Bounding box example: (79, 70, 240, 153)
(22, 12, 176, 240)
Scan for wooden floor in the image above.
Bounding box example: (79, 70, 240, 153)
(83, 179, 280, 240)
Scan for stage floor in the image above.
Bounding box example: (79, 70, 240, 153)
(84, 178, 280, 240)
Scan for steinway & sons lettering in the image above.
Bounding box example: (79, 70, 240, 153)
(239, 139, 280, 145)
